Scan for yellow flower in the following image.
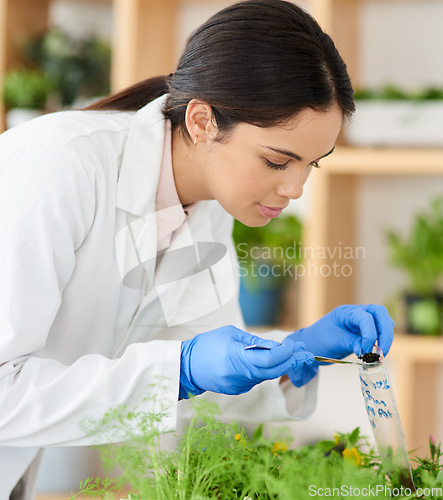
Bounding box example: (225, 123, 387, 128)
(342, 447, 362, 466)
(234, 433, 242, 441)
(272, 442, 288, 454)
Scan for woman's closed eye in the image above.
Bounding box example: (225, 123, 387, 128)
(264, 158, 289, 171)
(265, 158, 321, 171)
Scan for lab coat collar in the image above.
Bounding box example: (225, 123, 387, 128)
(115, 95, 167, 288)
(117, 94, 168, 216)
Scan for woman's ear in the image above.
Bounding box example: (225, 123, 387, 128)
(185, 99, 218, 144)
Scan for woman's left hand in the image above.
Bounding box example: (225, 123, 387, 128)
(284, 304, 395, 387)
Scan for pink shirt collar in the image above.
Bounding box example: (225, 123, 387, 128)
(155, 120, 192, 252)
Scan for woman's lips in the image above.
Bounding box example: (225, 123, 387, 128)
(257, 203, 283, 219)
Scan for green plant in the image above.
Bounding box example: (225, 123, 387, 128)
(412, 436, 443, 487)
(354, 84, 443, 101)
(233, 214, 303, 289)
(2, 69, 53, 110)
(413, 87, 443, 101)
(73, 400, 443, 499)
(385, 197, 443, 296)
(26, 28, 111, 107)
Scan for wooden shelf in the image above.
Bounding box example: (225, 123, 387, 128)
(320, 146, 443, 175)
(389, 333, 443, 455)
(36, 493, 126, 500)
(391, 332, 443, 361)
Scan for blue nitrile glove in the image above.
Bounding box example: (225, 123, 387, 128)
(284, 304, 395, 388)
(179, 325, 315, 399)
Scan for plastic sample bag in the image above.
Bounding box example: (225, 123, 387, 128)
(359, 352, 415, 491)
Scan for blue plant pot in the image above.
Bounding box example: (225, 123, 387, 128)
(239, 275, 283, 326)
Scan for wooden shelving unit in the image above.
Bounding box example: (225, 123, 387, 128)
(292, 26, 443, 445)
(298, 146, 443, 326)
(299, 0, 443, 455)
(296, 0, 443, 325)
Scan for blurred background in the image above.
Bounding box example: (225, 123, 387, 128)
(1, 0, 443, 495)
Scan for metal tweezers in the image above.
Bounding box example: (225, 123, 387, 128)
(244, 345, 364, 366)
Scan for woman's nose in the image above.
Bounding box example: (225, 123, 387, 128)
(276, 175, 304, 200)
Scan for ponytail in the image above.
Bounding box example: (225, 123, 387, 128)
(84, 75, 169, 111)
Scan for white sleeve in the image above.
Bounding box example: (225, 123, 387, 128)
(0, 139, 180, 447)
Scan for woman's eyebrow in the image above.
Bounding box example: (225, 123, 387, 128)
(261, 146, 302, 161)
(261, 145, 335, 162)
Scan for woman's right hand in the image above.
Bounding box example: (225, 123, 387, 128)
(179, 325, 314, 399)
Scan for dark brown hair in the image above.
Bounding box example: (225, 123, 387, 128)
(86, 0, 354, 140)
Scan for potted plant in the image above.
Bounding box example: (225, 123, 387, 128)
(26, 28, 111, 108)
(73, 399, 443, 499)
(2, 68, 53, 128)
(385, 197, 443, 335)
(345, 84, 443, 147)
(232, 214, 303, 326)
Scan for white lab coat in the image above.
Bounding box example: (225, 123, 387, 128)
(0, 95, 317, 497)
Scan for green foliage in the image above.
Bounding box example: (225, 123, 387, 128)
(26, 29, 111, 106)
(379, 84, 410, 100)
(413, 87, 443, 101)
(354, 84, 443, 101)
(2, 69, 53, 110)
(233, 215, 303, 260)
(385, 197, 443, 295)
(412, 436, 443, 487)
(233, 214, 303, 289)
(72, 401, 443, 500)
(2, 29, 110, 111)
(407, 298, 442, 336)
(353, 88, 379, 100)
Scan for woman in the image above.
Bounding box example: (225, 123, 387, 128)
(0, 0, 394, 497)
